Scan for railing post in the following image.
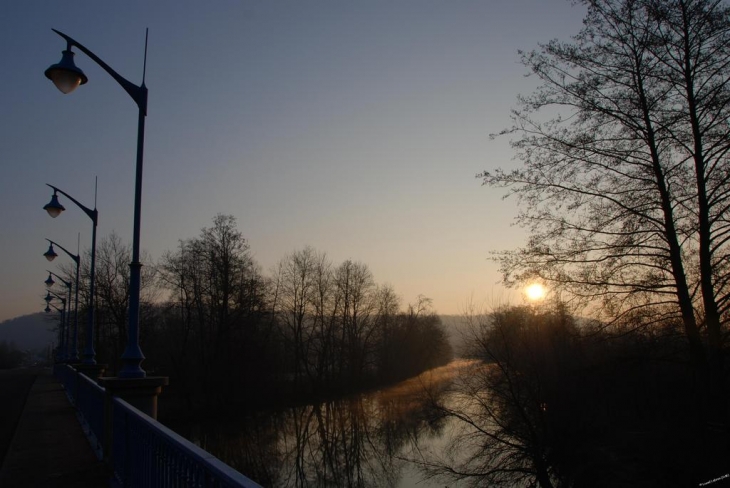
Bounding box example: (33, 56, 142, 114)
(123, 407, 131, 488)
(103, 384, 114, 469)
(98, 376, 167, 486)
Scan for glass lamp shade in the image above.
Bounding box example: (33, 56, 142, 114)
(45, 292, 53, 303)
(45, 50, 88, 95)
(44, 245, 58, 262)
(44, 305, 51, 313)
(43, 194, 65, 218)
(45, 274, 55, 288)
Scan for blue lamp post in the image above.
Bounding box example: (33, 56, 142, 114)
(44, 185, 97, 365)
(45, 273, 73, 360)
(46, 29, 148, 378)
(45, 291, 68, 361)
(44, 253, 79, 362)
(45, 301, 65, 361)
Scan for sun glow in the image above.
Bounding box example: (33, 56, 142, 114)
(525, 283, 547, 301)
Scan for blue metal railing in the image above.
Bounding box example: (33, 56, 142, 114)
(55, 363, 75, 397)
(67, 367, 79, 404)
(54, 364, 262, 488)
(110, 397, 261, 488)
(76, 372, 105, 458)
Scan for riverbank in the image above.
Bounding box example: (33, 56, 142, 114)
(158, 357, 461, 424)
(159, 360, 472, 487)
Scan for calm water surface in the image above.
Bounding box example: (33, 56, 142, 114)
(171, 361, 473, 487)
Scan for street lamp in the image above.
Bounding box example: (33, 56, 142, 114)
(43, 190, 65, 218)
(46, 299, 66, 362)
(45, 291, 68, 361)
(44, 46, 88, 94)
(43, 185, 97, 365)
(44, 242, 80, 363)
(46, 28, 149, 378)
(47, 285, 72, 361)
(44, 243, 59, 261)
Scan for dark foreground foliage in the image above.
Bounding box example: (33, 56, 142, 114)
(418, 305, 730, 488)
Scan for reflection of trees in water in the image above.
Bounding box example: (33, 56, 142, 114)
(183, 412, 284, 487)
(177, 366, 454, 487)
(414, 362, 544, 487)
(280, 400, 379, 487)
(274, 387, 449, 487)
(409, 309, 576, 488)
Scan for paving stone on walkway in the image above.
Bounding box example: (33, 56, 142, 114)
(0, 368, 37, 465)
(0, 369, 109, 488)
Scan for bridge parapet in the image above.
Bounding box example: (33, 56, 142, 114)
(55, 364, 262, 487)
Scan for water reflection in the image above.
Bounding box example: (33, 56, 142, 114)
(172, 361, 466, 487)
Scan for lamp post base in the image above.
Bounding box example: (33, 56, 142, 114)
(97, 375, 168, 463)
(97, 376, 168, 419)
(75, 363, 107, 379)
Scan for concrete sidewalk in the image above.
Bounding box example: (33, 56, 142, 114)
(0, 369, 109, 487)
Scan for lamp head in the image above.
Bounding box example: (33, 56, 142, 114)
(44, 292, 53, 303)
(44, 305, 51, 313)
(45, 273, 55, 288)
(45, 49, 88, 95)
(43, 192, 65, 218)
(44, 243, 58, 262)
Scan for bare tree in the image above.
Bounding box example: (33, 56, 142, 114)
(158, 214, 269, 403)
(271, 246, 321, 386)
(270, 248, 451, 391)
(483, 0, 730, 370)
(334, 260, 377, 383)
(413, 305, 573, 488)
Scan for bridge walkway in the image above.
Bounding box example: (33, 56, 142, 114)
(0, 368, 109, 487)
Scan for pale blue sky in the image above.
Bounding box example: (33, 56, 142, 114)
(0, 1, 586, 321)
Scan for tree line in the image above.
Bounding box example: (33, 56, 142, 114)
(54, 214, 452, 410)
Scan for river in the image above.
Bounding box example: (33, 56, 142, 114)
(169, 360, 474, 487)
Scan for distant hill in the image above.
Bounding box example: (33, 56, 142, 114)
(439, 312, 599, 358)
(0, 313, 57, 351)
(439, 314, 475, 357)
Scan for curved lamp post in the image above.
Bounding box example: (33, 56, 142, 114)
(44, 185, 97, 365)
(45, 300, 64, 361)
(45, 275, 72, 361)
(44, 249, 80, 362)
(46, 29, 148, 378)
(45, 291, 67, 361)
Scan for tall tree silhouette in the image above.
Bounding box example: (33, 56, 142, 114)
(483, 0, 730, 371)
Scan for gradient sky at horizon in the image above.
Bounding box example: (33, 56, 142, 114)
(0, 1, 586, 322)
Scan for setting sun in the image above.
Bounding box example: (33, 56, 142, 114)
(525, 283, 547, 301)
